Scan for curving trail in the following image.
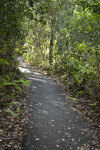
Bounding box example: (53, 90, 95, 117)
(18, 57, 99, 150)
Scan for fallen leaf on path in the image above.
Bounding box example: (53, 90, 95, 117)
(35, 138, 40, 141)
(61, 138, 65, 141)
(56, 144, 60, 147)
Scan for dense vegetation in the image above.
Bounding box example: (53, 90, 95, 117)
(23, 0, 100, 102)
(0, 0, 100, 148)
(0, 1, 30, 149)
(0, 0, 99, 111)
(0, 0, 29, 105)
(0, 0, 100, 119)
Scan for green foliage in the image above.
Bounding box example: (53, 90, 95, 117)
(0, 82, 22, 92)
(17, 79, 31, 86)
(91, 102, 98, 106)
(0, 0, 29, 77)
(23, 0, 100, 101)
(75, 0, 100, 14)
(0, 58, 10, 65)
(4, 108, 19, 119)
(1, 0, 99, 105)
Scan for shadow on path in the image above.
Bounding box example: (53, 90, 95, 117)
(18, 57, 99, 150)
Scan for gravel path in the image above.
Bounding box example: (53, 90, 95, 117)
(18, 57, 99, 150)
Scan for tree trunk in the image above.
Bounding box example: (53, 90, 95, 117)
(49, 16, 54, 64)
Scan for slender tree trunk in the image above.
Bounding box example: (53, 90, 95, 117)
(49, 16, 54, 64)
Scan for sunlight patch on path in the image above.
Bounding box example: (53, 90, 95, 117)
(18, 66, 31, 73)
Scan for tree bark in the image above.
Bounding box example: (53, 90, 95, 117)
(49, 16, 54, 64)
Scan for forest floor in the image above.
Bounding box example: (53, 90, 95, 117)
(19, 57, 100, 150)
(0, 92, 28, 150)
(0, 63, 28, 149)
